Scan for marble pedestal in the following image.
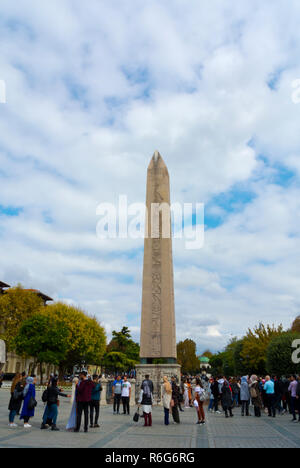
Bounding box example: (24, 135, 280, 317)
(135, 363, 181, 406)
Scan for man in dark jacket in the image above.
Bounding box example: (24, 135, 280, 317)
(211, 378, 221, 413)
(171, 376, 181, 424)
(41, 378, 70, 431)
(75, 372, 95, 433)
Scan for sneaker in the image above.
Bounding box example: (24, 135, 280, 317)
(40, 424, 48, 430)
(94, 424, 100, 428)
(24, 424, 32, 428)
(215, 411, 221, 414)
(51, 426, 60, 431)
(201, 421, 206, 425)
(9, 423, 18, 428)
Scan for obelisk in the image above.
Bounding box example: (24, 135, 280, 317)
(136, 151, 181, 404)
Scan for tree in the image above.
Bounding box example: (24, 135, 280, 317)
(14, 313, 69, 384)
(240, 324, 283, 375)
(177, 339, 199, 374)
(107, 327, 140, 363)
(101, 352, 136, 373)
(39, 302, 106, 377)
(0, 286, 43, 351)
(201, 350, 213, 359)
(266, 332, 300, 376)
(291, 316, 300, 334)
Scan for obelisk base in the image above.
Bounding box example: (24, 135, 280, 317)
(135, 364, 181, 406)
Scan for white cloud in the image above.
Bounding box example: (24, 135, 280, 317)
(0, 1, 300, 352)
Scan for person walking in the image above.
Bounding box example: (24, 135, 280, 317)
(264, 376, 276, 418)
(171, 376, 181, 424)
(240, 376, 251, 416)
(20, 376, 37, 428)
(231, 378, 240, 408)
(139, 375, 154, 427)
(74, 371, 95, 433)
(249, 375, 263, 417)
(289, 375, 299, 423)
(8, 373, 24, 427)
(194, 378, 206, 425)
(221, 379, 234, 418)
(121, 376, 131, 415)
(208, 378, 215, 412)
(90, 375, 102, 428)
(183, 379, 190, 408)
(162, 376, 172, 426)
(41, 378, 71, 431)
(112, 375, 123, 415)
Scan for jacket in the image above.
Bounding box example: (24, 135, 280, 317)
(76, 379, 95, 402)
(240, 377, 250, 401)
(46, 385, 68, 405)
(91, 382, 102, 401)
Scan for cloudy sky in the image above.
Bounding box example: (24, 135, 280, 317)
(1, 1, 300, 353)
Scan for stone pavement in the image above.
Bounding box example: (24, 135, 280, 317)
(0, 390, 300, 448)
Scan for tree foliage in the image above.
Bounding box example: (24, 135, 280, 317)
(102, 351, 136, 372)
(107, 327, 140, 362)
(240, 324, 283, 374)
(39, 302, 106, 373)
(177, 339, 199, 374)
(291, 316, 300, 333)
(266, 332, 300, 376)
(0, 286, 43, 351)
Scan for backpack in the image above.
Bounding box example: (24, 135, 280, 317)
(42, 389, 48, 403)
(250, 386, 257, 399)
(199, 390, 206, 402)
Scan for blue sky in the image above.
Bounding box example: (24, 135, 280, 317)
(1, 0, 300, 352)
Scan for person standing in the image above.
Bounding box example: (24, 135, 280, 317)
(288, 375, 299, 422)
(90, 375, 102, 428)
(208, 378, 215, 412)
(221, 379, 234, 418)
(139, 375, 154, 426)
(20, 376, 37, 428)
(249, 375, 263, 417)
(171, 376, 181, 424)
(240, 376, 251, 416)
(231, 378, 240, 408)
(194, 378, 206, 425)
(74, 371, 95, 433)
(162, 376, 172, 426)
(8, 373, 24, 427)
(121, 376, 131, 415)
(211, 377, 221, 414)
(41, 378, 71, 431)
(112, 375, 123, 415)
(264, 376, 276, 418)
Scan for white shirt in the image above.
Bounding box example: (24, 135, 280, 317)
(121, 381, 131, 397)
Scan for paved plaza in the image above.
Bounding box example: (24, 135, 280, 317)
(0, 389, 300, 448)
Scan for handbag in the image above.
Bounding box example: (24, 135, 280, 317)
(133, 407, 140, 422)
(28, 396, 37, 410)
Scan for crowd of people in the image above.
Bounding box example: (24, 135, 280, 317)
(3, 371, 300, 432)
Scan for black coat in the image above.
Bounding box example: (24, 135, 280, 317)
(211, 381, 220, 398)
(141, 380, 154, 405)
(46, 385, 68, 405)
(221, 383, 232, 409)
(8, 382, 24, 412)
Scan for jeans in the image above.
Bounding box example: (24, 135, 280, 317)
(164, 407, 170, 425)
(90, 400, 100, 425)
(291, 397, 299, 420)
(122, 396, 130, 414)
(208, 398, 214, 411)
(113, 394, 121, 413)
(232, 393, 239, 406)
(9, 410, 17, 423)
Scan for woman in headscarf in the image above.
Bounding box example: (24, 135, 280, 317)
(20, 376, 36, 428)
(221, 379, 234, 418)
(162, 376, 172, 426)
(183, 379, 190, 408)
(8, 373, 24, 427)
(240, 376, 251, 416)
(249, 375, 263, 417)
(138, 377, 153, 427)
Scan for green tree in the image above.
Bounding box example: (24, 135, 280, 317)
(266, 332, 300, 376)
(177, 339, 199, 374)
(240, 324, 283, 375)
(107, 327, 140, 362)
(39, 302, 106, 377)
(15, 313, 69, 384)
(101, 351, 136, 373)
(201, 350, 213, 359)
(0, 286, 43, 351)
